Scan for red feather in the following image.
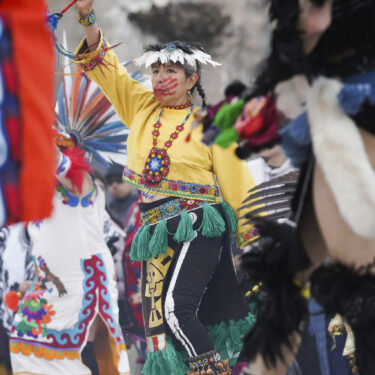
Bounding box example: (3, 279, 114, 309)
(62, 147, 92, 193)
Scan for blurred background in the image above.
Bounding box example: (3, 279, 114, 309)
(47, 0, 270, 103)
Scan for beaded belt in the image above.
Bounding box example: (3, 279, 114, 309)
(141, 197, 207, 226)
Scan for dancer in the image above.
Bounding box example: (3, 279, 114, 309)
(8, 137, 130, 375)
(239, 1, 375, 375)
(74, 1, 258, 374)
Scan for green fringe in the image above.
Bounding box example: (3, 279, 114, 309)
(200, 203, 226, 238)
(130, 226, 152, 261)
(137, 225, 152, 260)
(142, 339, 188, 375)
(220, 201, 238, 235)
(149, 219, 169, 258)
(142, 313, 257, 374)
(132, 203, 232, 261)
(208, 312, 257, 366)
(173, 210, 195, 243)
(130, 226, 143, 261)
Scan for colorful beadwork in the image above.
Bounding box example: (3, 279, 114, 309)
(141, 197, 205, 225)
(188, 350, 221, 371)
(123, 166, 221, 202)
(78, 9, 96, 26)
(142, 105, 193, 186)
(163, 102, 193, 110)
(79, 39, 109, 72)
(237, 226, 259, 247)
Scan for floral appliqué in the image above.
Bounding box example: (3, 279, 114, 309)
(14, 289, 55, 338)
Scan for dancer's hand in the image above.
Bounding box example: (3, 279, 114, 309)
(76, 0, 94, 17)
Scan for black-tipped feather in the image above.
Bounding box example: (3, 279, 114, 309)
(240, 220, 311, 367)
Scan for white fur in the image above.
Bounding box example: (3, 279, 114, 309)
(307, 77, 375, 238)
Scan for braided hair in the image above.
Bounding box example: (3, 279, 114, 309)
(144, 41, 209, 108)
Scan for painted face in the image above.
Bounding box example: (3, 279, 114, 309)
(151, 62, 197, 106)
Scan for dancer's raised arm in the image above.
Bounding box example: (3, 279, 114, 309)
(74, 0, 155, 128)
(76, 0, 100, 50)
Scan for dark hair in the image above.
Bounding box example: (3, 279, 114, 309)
(251, 0, 375, 98)
(145, 41, 208, 108)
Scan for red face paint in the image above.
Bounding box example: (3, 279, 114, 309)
(153, 78, 178, 101)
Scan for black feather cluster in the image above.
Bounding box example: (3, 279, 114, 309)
(311, 261, 375, 375)
(240, 219, 311, 367)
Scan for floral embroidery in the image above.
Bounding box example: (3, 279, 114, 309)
(13, 290, 56, 338)
(123, 166, 220, 203)
(10, 254, 125, 361)
(141, 197, 205, 225)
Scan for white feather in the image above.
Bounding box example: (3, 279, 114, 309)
(159, 51, 169, 64)
(133, 53, 149, 67)
(135, 47, 221, 69)
(145, 52, 160, 68)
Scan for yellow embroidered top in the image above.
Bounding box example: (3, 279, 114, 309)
(75, 33, 258, 247)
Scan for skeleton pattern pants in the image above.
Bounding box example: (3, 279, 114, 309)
(163, 231, 223, 358)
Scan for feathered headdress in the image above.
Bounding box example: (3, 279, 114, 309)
(55, 61, 148, 166)
(134, 41, 221, 69)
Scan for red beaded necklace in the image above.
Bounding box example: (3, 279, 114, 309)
(143, 104, 194, 186)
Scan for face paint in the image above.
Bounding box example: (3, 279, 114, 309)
(153, 77, 178, 100)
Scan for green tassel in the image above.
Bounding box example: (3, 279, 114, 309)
(173, 210, 195, 243)
(130, 226, 152, 261)
(200, 203, 225, 238)
(214, 127, 239, 148)
(137, 225, 151, 260)
(149, 220, 168, 257)
(220, 201, 238, 234)
(130, 226, 142, 261)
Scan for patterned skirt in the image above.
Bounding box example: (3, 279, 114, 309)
(9, 251, 130, 375)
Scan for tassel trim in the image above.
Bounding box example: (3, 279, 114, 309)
(142, 312, 256, 375)
(131, 202, 233, 262)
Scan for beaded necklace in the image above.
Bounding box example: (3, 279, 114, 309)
(143, 104, 194, 186)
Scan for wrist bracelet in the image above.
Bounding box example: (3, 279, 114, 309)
(78, 9, 96, 26)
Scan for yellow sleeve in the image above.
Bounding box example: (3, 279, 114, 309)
(74, 30, 155, 128)
(212, 144, 259, 247)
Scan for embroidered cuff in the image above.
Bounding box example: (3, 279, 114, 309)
(74, 30, 109, 72)
(188, 350, 221, 372)
(56, 151, 71, 177)
(236, 226, 259, 248)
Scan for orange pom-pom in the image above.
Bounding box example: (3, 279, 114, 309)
(4, 291, 21, 312)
